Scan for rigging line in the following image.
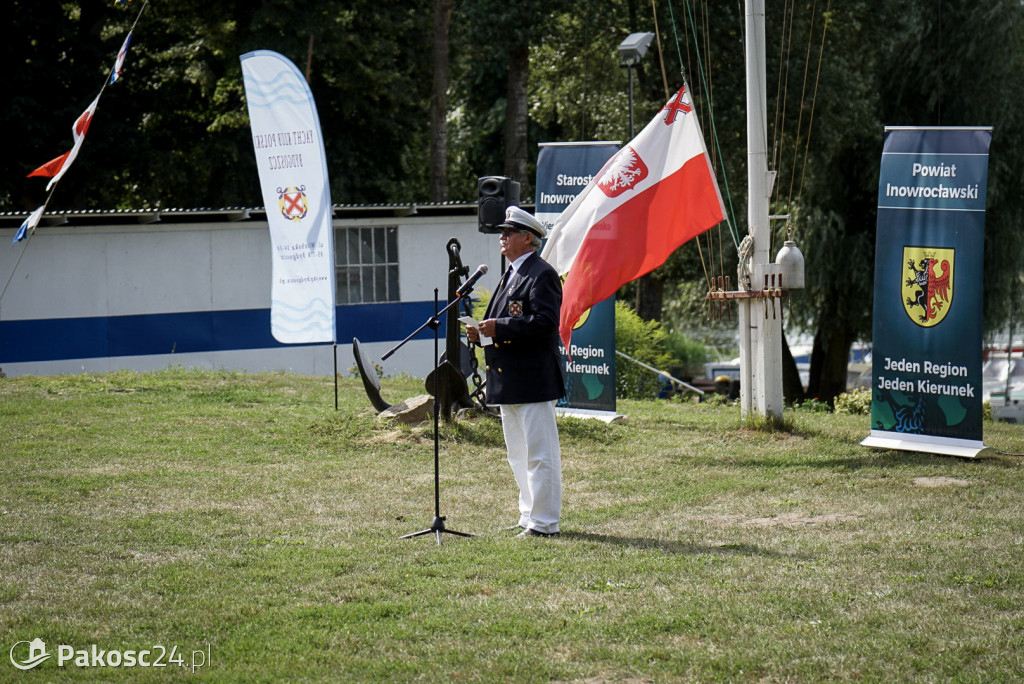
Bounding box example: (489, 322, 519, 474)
(693, 3, 714, 174)
(0, 184, 57, 305)
(770, 0, 792, 173)
(772, 0, 797, 223)
(785, 0, 818, 217)
(97, 0, 149, 102)
(700, 220, 719, 297)
(695, 228, 712, 291)
(667, 0, 685, 77)
(700, 0, 711, 123)
(678, 3, 715, 293)
(652, 0, 671, 100)
(691, 2, 710, 167)
(129, 0, 150, 33)
(682, 5, 693, 93)
(703, 0, 727, 293)
(701, 0, 726, 284)
(795, 0, 832, 233)
(718, 187, 726, 284)
(3, 0, 151, 307)
(581, 0, 590, 138)
(687, 0, 722, 293)
(702, 0, 722, 288)
(1, 233, 35, 305)
(695, 224, 712, 293)
(675, 1, 714, 292)
(674, 0, 740, 248)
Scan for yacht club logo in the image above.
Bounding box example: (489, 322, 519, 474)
(902, 246, 954, 327)
(278, 185, 308, 221)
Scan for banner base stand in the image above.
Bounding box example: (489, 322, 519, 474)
(861, 430, 990, 459)
(556, 407, 627, 424)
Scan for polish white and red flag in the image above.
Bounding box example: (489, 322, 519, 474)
(27, 96, 101, 191)
(541, 84, 726, 348)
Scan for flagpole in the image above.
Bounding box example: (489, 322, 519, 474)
(741, 0, 784, 421)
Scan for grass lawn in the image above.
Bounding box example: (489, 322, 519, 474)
(1, 369, 1022, 681)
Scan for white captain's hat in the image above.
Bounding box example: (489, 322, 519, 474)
(498, 205, 547, 238)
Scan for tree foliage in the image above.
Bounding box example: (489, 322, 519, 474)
(6, 0, 435, 210)
(5, 0, 1023, 402)
(782, 0, 1024, 399)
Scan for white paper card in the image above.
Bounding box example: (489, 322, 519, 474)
(458, 316, 493, 346)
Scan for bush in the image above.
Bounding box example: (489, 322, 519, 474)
(794, 397, 831, 413)
(664, 331, 707, 369)
(834, 387, 872, 415)
(614, 301, 674, 399)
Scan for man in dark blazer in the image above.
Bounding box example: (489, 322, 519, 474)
(467, 206, 565, 537)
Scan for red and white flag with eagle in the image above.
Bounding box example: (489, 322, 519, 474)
(541, 84, 726, 348)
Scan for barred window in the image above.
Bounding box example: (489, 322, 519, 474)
(335, 226, 399, 304)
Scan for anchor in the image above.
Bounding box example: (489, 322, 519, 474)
(354, 238, 490, 421)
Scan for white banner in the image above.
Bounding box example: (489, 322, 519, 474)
(241, 50, 336, 344)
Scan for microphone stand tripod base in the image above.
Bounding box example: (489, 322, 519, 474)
(400, 516, 473, 545)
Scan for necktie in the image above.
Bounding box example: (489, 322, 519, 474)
(488, 267, 513, 318)
(498, 266, 513, 290)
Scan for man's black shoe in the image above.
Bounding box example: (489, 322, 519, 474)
(517, 528, 560, 538)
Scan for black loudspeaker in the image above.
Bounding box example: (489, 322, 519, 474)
(477, 176, 520, 234)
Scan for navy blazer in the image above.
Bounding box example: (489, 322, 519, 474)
(482, 251, 566, 405)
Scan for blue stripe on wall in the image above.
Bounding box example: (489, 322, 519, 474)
(0, 301, 443, 364)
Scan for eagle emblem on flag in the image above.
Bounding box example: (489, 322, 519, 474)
(901, 246, 954, 327)
(278, 186, 308, 221)
(597, 146, 649, 198)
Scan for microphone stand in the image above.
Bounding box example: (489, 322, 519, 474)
(383, 288, 473, 544)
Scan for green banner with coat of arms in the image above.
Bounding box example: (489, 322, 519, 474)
(862, 127, 992, 457)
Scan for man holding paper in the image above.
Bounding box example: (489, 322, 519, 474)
(466, 206, 565, 537)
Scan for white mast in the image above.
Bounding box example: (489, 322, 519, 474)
(739, 0, 784, 421)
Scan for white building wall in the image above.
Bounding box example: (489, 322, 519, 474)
(0, 210, 501, 379)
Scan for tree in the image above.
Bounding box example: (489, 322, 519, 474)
(7, 0, 1023, 388)
(7, 0, 118, 209)
(430, 0, 454, 201)
(449, 0, 563, 201)
(789, 0, 1024, 403)
(503, 44, 530, 197)
(5, 0, 436, 210)
(875, 0, 1024, 339)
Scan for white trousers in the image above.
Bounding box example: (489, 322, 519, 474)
(500, 401, 561, 534)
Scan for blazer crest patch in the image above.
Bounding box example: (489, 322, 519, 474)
(508, 300, 524, 318)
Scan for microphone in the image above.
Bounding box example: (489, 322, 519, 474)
(456, 264, 488, 296)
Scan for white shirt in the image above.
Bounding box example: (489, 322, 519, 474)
(509, 251, 533, 277)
